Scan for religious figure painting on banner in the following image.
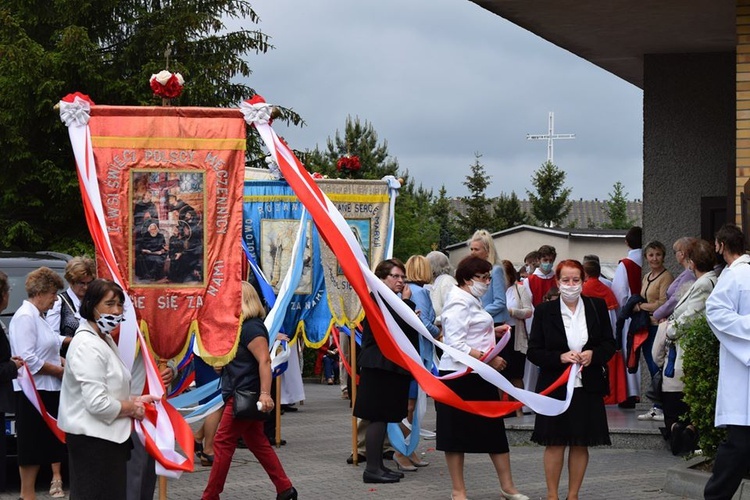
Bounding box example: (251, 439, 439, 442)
(131, 170, 206, 286)
(337, 218, 371, 275)
(260, 219, 313, 295)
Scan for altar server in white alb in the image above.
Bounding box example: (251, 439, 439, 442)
(703, 223, 750, 500)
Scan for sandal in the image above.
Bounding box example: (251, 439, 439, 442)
(200, 452, 214, 467)
(194, 439, 204, 459)
(50, 478, 65, 498)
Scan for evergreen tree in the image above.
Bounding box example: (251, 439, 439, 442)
(432, 186, 458, 251)
(493, 191, 529, 231)
(0, 0, 301, 251)
(526, 161, 572, 227)
(454, 153, 494, 241)
(306, 116, 398, 180)
(603, 181, 635, 229)
(303, 117, 435, 259)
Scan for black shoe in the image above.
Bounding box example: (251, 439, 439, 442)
(618, 396, 638, 409)
(382, 450, 395, 460)
(682, 427, 698, 454)
(280, 404, 298, 412)
(363, 469, 399, 483)
(381, 466, 404, 478)
(276, 486, 298, 500)
(669, 423, 684, 455)
(268, 437, 287, 446)
(237, 438, 247, 449)
(346, 453, 366, 464)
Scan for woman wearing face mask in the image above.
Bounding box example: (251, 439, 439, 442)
(527, 260, 615, 500)
(58, 279, 155, 499)
(436, 256, 528, 500)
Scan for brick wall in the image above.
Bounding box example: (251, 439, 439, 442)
(738, 0, 750, 222)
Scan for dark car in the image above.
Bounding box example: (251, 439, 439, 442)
(0, 251, 72, 460)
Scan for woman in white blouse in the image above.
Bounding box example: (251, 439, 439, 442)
(8, 266, 68, 500)
(58, 279, 154, 499)
(436, 256, 528, 500)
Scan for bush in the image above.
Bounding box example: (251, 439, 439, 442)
(680, 314, 726, 459)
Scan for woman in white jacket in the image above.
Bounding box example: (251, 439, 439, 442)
(58, 279, 155, 499)
(652, 239, 716, 455)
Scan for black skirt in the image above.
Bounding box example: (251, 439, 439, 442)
(531, 387, 611, 447)
(67, 433, 131, 500)
(353, 367, 410, 422)
(499, 325, 526, 380)
(16, 390, 66, 465)
(436, 373, 509, 453)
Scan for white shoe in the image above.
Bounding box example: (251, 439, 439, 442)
(637, 407, 664, 421)
(499, 487, 529, 500)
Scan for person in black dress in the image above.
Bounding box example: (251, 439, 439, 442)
(352, 259, 420, 484)
(527, 259, 615, 500)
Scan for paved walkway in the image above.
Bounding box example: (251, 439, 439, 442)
(1, 382, 692, 499)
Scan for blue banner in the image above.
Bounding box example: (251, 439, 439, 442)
(243, 181, 332, 346)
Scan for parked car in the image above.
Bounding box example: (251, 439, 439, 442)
(0, 251, 72, 460)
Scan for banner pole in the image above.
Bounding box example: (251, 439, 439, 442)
(350, 324, 358, 465)
(275, 374, 282, 448)
(159, 476, 167, 500)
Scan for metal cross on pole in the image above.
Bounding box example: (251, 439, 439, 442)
(526, 112, 575, 163)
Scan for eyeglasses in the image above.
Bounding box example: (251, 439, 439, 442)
(472, 274, 491, 282)
(388, 273, 406, 280)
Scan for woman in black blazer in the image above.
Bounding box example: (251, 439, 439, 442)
(527, 260, 615, 500)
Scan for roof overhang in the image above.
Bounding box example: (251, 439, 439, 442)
(469, 0, 736, 88)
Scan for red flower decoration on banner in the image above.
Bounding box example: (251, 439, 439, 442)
(336, 155, 361, 173)
(149, 70, 184, 99)
(61, 92, 95, 105)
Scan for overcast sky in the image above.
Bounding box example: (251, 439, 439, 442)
(242, 0, 644, 201)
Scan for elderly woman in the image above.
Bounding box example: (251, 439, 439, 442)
(437, 256, 527, 500)
(425, 250, 456, 325)
(58, 279, 153, 499)
(9, 267, 69, 500)
(46, 256, 96, 340)
(653, 239, 717, 455)
(528, 260, 615, 500)
(202, 282, 297, 500)
(0, 272, 23, 492)
(353, 259, 420, 484)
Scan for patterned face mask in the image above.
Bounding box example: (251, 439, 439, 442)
(95, 310, 124, 334)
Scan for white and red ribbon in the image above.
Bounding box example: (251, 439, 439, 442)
(243, 95, 579, 417)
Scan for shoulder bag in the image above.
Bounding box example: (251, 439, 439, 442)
(232, 388, 269, 420)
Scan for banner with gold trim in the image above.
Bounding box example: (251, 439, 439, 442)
(87, 106, 244, 363)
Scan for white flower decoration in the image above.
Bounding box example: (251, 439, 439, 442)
(239, 100, 273, 125)
(59, 96, 92, 127)
(265, 155, 283, 180)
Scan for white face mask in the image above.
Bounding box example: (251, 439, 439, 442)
(96, 310, 124, 335)
(468, 280, 488, 298)
(559, 284, 582, 303)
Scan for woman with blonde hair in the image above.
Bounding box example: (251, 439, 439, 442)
(202, 282, 296, 500)
(47, 256, 96, 340)
(392, 255, 439, 470)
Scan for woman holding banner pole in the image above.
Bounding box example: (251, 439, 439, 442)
(436, 256, 528, 500)
(527, 260, 615, 500)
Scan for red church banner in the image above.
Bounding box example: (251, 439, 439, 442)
(87, 106, 244, 362)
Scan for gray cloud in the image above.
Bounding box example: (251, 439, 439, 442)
(242, 0, 643, 201)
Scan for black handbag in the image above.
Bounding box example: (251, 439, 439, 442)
(232, 388, 269, 420)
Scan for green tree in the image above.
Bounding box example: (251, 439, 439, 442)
(0, 1, 301, 252)
(432, 186, 458, 251)
(306, 116, 398, 180)
(303, 117, 436, 259)
(526, 161, 572, 227)
(493, 191, 529, 231)
(603, 181, 635, 229)
(454, 153, 494, 241)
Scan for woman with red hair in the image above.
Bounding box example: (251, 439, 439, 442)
(528, 259, 616, 500)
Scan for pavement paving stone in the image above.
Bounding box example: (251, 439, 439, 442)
(0, 382, 693, 499)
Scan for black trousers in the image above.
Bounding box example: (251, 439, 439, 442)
(704, 425, 750, 500)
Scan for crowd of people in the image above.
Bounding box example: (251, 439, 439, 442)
(1, 221, 748, 499)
